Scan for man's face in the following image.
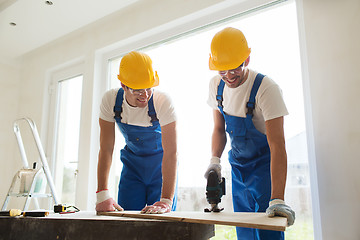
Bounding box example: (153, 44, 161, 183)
(218, 60, 248, 88)
(123, 86, 153, 108)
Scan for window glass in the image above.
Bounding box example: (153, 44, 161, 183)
(54, 75, 83, 205)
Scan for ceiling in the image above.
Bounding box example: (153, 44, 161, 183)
(0, 0, 139, 63)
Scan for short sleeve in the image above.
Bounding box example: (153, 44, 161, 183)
(258, 84, 289, 121)
(99, 89, 118, 122)
(154, 91, 177, 126)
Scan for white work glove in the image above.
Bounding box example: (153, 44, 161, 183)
(266, 199, 295, 226)
(95, 189, 123, 212)
(140, 198, 172, 214)
(204, 156, 222, 180)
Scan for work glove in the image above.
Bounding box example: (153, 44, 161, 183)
(95, 189, 123, 212)
(140, 198, 172, 214)
(266, 199, 295, 226)
(204, 156, 222, 180)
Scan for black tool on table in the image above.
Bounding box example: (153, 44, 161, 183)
(204, 169, 226, 212)
(0, 209, 49, 217)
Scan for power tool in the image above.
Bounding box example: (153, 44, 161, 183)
(204, 169, 225, 212)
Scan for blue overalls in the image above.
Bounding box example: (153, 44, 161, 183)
(216, 74, 284, 240)
(113, 88, 177, 211)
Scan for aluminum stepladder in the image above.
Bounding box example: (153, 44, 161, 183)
(1, 117, 59, 211)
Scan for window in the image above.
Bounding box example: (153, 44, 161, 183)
(108, 1, 313, 239)
(49, 74, 83, 205)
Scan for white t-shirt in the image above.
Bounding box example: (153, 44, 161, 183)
(207, 69, 288, 134)
(100, 88, 176, 127)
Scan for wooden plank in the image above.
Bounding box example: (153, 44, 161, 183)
(98, 211, 287, 232)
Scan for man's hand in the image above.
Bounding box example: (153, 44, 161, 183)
(204, 156, 221, 180)
(266, 199, 295, 226)
(140, 198, 172, 214)
(95, 189, 123, 212)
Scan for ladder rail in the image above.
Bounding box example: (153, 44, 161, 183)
(13, 117, 59, 205)
(1, 172, 20, 211)
(13, 124, 29, 168)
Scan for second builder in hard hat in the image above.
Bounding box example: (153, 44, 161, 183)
(205, 27, 295, 239)
(96, 51, 177, 214)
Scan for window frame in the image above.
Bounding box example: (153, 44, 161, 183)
(93, 0, 321, 238)
(45, 62, 85, 205)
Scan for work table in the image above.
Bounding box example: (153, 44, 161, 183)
(0, 211, 214, 240)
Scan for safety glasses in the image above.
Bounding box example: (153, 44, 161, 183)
(127, 87, 152, 96)
(218, 62, 245, 76)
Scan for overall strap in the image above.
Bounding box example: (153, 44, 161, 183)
(147, 94, 159, 125)
(216, 79, 226, 115)
(246, 73, 265, 116)
(114, 88, 124, 120)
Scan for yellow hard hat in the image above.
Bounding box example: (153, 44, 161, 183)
(117, 51, 159, 89)
(209, 27, 251, 71)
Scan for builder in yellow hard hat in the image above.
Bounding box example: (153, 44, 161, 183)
(204, 27, 295, 239)
(96, 51, 177, 214)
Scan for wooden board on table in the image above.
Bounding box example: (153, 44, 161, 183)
(98, 211, 287, 232)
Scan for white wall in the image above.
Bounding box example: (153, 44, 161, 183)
(0, 62, 20, 206)
(297, 0, 360, 239)
(0, 0, 359, 239)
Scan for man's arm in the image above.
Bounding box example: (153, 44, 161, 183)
(204, 109, 227, 179)
(160, 121, 177, 200)
(97, 118, 115, 191)
(212, 109, 227, 158)
(265, 116, 295, 226)
(96, 118, 123, 212)
(265, 116, 287, 200)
